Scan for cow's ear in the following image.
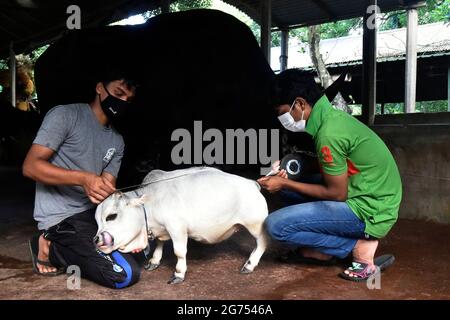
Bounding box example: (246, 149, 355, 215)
(129, 194, 148, 207)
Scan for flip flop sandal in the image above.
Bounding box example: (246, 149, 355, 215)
(278, 249, 337, 266)
(29, 234, 65, 277)
(339, 254, 395, 282)
(374, 254, 395, 272)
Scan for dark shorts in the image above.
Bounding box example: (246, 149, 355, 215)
(44, 208, 143, 289)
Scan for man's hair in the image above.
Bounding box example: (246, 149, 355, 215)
(89, 68, 139, 102)
(98, 68, 139, 90)
(271, 69, 322, 108)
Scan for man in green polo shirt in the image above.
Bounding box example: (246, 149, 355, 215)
(259, 69, 402, 281)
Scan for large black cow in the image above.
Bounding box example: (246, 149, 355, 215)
(34, 9, 279, 185)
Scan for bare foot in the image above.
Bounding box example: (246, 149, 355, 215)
(131, 248, 143, 254)
(352, 239, 379, 265)
(343, 239, 379, 277)
(37, 234, 57, 274)
(301, 248, 333, 261)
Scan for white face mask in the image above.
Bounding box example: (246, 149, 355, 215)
(278, 100, 306, 132)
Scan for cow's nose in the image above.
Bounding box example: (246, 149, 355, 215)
(93, 235, 101, 245)
(101, 231, 114, 246)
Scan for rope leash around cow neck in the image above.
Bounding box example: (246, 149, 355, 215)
(114, 172, 195, 194)
(132, 189, 154, 263)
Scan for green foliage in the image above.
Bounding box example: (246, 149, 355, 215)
(350, 104, 362, 115)
(380, 0, 450, 30)
(318, 18, 362, 39)
(171, 0, 212, 11)
(416, 100, 448, 112)
(0, 45, 48, 73)
(139, 0, 213, 25)
(27, 45, 48, 65)
(249, 21, 261, 44)
(271, 28, 308, 47)
(351, 101, 448, 115)
(375, 101, 448, 114)
(140, 0, 213, 21)
(0, 59, 8, 71)
(378, 103, 403, 114)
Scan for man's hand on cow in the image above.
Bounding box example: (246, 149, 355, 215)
(276, 169, 288, 179)
(271, 160, 281, 173)
(257, 173, 288, 193)
(82, 173, 116, 204)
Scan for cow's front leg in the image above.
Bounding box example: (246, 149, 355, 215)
(145, 239, 164, 271)
(168, 231, 188, 284)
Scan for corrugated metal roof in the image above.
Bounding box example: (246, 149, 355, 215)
(0, 0, 424, 57)
(223, 0, 425, 28)
(270, 22, 450, 70)
(0, 0, 167, 57)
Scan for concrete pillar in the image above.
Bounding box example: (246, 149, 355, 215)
(280, 29, 288, 71)
(9, 42, 16, 108)
(448, 67, 450, 111)
(260, 0, 272, 62)
(361, 0, 378, 126)
(161, 0, 170, 14)
(405, 7, 418, 113)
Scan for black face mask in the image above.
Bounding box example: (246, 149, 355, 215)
(99, 84, 130, 121)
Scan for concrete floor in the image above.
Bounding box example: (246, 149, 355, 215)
(0, 166, 449, 300)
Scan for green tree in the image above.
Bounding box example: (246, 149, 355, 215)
(0, 60, 7, 71)
(140, 0, 212, 19)
(171, 0, 211, 11)
(380, 0, 450, 30)
(416, 100, 448, 112)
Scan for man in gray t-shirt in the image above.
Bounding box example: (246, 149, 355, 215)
(32, 103, 124, 231)
(23, 71, 142, 288)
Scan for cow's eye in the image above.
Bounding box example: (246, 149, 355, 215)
(106, 213, 118, 222)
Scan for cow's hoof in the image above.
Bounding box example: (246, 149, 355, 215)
(144, 262, 160, 271)
(168, 276, 184, 284)
(240, 262, 254, 274)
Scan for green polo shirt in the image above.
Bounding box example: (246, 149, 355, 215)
(305, 95, 402, 238)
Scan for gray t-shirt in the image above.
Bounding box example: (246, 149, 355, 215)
(33, 103, 124, 230)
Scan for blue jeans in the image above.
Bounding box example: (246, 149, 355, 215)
(265, 176, 366, 259)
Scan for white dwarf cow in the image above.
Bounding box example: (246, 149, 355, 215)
(94, 167, 269, 284)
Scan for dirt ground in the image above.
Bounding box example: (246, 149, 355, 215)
(0, 166, 449, 300)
